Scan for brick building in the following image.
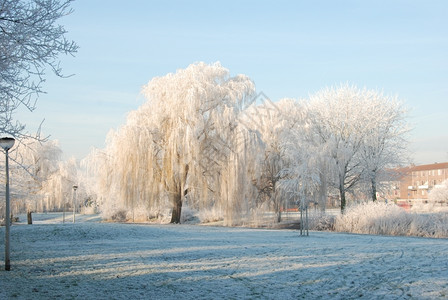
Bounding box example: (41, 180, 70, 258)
(387, 162, 448, 201)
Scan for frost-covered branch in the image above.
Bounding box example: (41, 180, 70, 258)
(305, 85, 411, 212)
(0, 0, 78, 138)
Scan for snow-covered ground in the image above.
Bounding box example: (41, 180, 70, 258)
(1, 213, 447, 299)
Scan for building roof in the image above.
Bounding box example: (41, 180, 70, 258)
(388, 162, 448, 180)
(409, 162, 448, 172)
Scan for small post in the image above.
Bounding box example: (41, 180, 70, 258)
(27, 211, 32, 225)
(72, 185, 78, 223)
(299, 196, 309, 236)
(299, 198, 303, 236)
(305, 203, 309, 236)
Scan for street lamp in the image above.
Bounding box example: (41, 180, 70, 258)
(1, 137, 15, 271)
(72, 185, 78, 223)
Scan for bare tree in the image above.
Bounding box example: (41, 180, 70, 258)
(0, 0, 78, 137)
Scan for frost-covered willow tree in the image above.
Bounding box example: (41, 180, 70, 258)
(243, 98, 303, 222)
(3, 138, 58, 215)
(93, 62, 257, 223)
(41, 157, 78, 212)
(278, 100, 321, 213)
(0, 0, 78, 137)
(10, 138, 62, 209)
(0, 138, 78, 216)
(306, 85, 410, 212)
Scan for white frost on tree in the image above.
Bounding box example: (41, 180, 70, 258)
(83, 73, 412, 222)
(0, 0, 78, 137)
(0, 138, 79, 217)
(245, 98, 304, 222)
(306, 85, 410, 212)
(278, 100, 321, 215)
(428, 180, 448, 206)
(88, 62, 259, 224)
(357, 94, 410, 201)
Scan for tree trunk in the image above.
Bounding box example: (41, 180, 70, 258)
(340, 183, 346, 213)
(273, 190, 281, 223)
(371, 178, 377, 202)
(27, 211, 33, 225)
(169, 164, 188, 224)
(170, 192, 182, 224)
(318, 171, 327, 212)
(276, 210, 282, 223)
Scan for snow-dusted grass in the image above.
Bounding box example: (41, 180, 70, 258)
(1, 213, 447, 299)
(335, 202, 448, 238)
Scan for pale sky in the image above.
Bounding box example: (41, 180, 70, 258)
(17, 0, 448, 165)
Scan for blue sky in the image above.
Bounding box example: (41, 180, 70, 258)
(17, 0, 448, 164)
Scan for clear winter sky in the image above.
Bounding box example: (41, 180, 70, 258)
(17, 0, 448, 165)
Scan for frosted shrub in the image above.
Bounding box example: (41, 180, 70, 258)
(411, 201, 436, 213)
(129, 205, 155, 223)
(146, 208, 171, 223)
(198, 207, 224, 223)
(429, 180, 448, 204)
(110, 210, 127, 222)
(408, 213, 448, 238)
(413, 180, 448, 213)
(335, 202, 448, 238)
(309, 212, 335, 231)
(335, 202, 411, 235)
(81, 205, 97, 215)
(180, 205, 200, 224)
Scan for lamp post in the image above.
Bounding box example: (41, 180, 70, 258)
(72, 185, 78, 223)
(62, 185, 65, 224)
(1, 137, 15, 271)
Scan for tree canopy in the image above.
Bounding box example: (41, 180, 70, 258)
(81, 64, 411, 223)
(0, 0, 78, 138)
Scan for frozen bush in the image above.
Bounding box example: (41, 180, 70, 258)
(198, 207, 224, 223)
(408, 213, 448, 238)
(110, 210, 127, 222)
(180, 205, 200, 224)
(334, 202, 448, 238)
(128, 206, 152, 223)
(429, 180, 448, 204)
(411, 201, 436, 213)
(146, 208, 171, 223)
(81, 205, 97, 215)
(335, 202, 409, 235)
(309, 211, 335, 231)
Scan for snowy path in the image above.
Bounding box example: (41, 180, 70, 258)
(1, 217, 447, 299)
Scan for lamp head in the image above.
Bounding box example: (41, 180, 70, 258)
(0, 137, 15, 151)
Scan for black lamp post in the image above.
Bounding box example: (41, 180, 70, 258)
(0, 137, 15, 271)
